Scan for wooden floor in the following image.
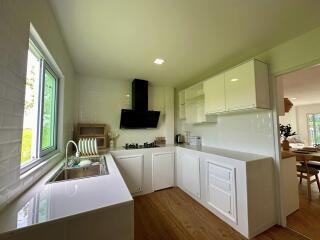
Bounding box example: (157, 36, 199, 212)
(134, 187, 307, 240)
(287, 179, 320, 240)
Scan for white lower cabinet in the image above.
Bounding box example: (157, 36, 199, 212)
(206, 162, 237, 223)
(113, 154, 144, 194)
(176, 147, 276, 239)
(112, 147, 276, 239)
(152, 152, 175, 191)
(178, 149, 201, 199)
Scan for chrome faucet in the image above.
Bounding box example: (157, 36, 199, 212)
(65, 140, 80, 168)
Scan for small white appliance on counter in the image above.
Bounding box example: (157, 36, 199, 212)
(189, 136, 202, 146)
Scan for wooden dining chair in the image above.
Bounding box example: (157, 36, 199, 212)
(297, 156, 320, 200)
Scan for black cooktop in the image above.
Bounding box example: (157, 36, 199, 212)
(123, 142, 160, 149)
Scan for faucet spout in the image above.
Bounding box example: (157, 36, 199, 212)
(65, 140, 80, 167)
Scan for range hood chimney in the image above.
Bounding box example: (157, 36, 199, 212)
(120, 79, 160, 129)
(132, 79, 148, 111)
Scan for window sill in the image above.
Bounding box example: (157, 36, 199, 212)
(20, 152, 63, 181)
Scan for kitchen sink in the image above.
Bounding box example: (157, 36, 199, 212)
(48, 156, 109, 183)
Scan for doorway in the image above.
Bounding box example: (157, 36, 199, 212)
(277, 63, 320, 239)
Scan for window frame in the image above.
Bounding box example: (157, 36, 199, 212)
(20, 39, 60, 174)
(307, 113, 320, 146)
(38, 60, 59, 157)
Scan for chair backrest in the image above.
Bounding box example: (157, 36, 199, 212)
(304, 155, 314, 176)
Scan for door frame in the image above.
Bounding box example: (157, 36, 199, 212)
(271, 59, 320, 227)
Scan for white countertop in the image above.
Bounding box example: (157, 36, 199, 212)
(177, 144, 271, 162)
(0, 144, 270, 235)
(110, 143, 270, 161)
(0, 154, 132, 235)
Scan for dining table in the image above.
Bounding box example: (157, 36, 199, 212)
(282, 148, 320, 162)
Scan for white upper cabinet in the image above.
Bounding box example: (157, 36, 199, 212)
(185, 83, 204, 100)
(181, 59, 270, 119)
(224, 59, 270, 111)
(184, 83, 217, 124)
(204, 73, 226, 114)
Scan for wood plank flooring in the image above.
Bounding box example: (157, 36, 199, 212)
(287, 180, 320, 239)
(134, 187, 308, 240)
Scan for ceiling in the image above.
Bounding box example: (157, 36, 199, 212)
(49, 0, 320, 87)
(279, 64, 320, 106)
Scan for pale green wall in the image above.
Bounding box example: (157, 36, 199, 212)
(256, 26, 320, 76)
(177, 25, 320, 90)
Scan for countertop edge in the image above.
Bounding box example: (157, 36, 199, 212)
(0, 153, 133, 235)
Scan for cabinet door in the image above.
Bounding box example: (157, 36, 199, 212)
(204, 73, 226, 114)
(181, 151, 200, 198)
(225, 60, 256, 111)
(185, 100, 197, 123)
(152, 152, 175, 191)
(206, 162, 237, 223)
(115, 155, 143, 194)
(179, 90, 186, 119)
(185, 98, 206, 124)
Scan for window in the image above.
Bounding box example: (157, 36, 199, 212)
(21, 39, 59, 171)
(307, 113, 320, 145)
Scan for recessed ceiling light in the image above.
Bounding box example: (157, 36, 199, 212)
(291, 97, 297, 100)
(154, 58, 165, 65)
(230, 78, 239, 82)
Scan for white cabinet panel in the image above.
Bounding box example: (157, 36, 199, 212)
(225, 59, 269, 111)
(225, 60, 256, 111)
(181, 152, 200, 198)
(185, 83, 204, 100)
(185, 98, 205, 123)
(114, 154, 143, 194)
(179, 90, 186, 119)
(184, 83, 217, 124)
(209, 185, 232, 215)
(204, 73, 226, 114)
(206, 162, 237, 223)
(152, 152, 174, 191)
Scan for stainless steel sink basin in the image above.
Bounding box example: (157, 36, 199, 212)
(48, 156, 109, 183)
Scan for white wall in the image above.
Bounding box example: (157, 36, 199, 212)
(279, 106, 297, 133)
(296, 103, 320, 144)
(78, 75, 174, 147)
(0, 0, 77, 208)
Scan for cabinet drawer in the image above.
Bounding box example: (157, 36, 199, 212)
(209, 175, 231, 192)
(208, 185, 232, 216)
(208, 163, 231, 182)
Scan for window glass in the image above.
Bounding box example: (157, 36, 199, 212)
(41, 66, 57, 151)
(21, 50, 40, 164)
(308, 113, 320, 145)
(20, 40, 59, 170)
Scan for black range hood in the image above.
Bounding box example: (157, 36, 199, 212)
(120, 79, 160, 129)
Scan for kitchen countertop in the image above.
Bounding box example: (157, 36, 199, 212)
(109, 143, 270, 161)
(0, 144, 270, 235)
(0, 153, 132, 235)
(177, 144, 271, 162)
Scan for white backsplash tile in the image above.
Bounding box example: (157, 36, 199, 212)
(177, 110, 276, 156)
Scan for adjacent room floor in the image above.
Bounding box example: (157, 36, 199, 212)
(287, 180, 320, 240)
(134, 188, 308, 240)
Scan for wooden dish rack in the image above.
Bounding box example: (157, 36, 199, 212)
(75, 124, 107, 154)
